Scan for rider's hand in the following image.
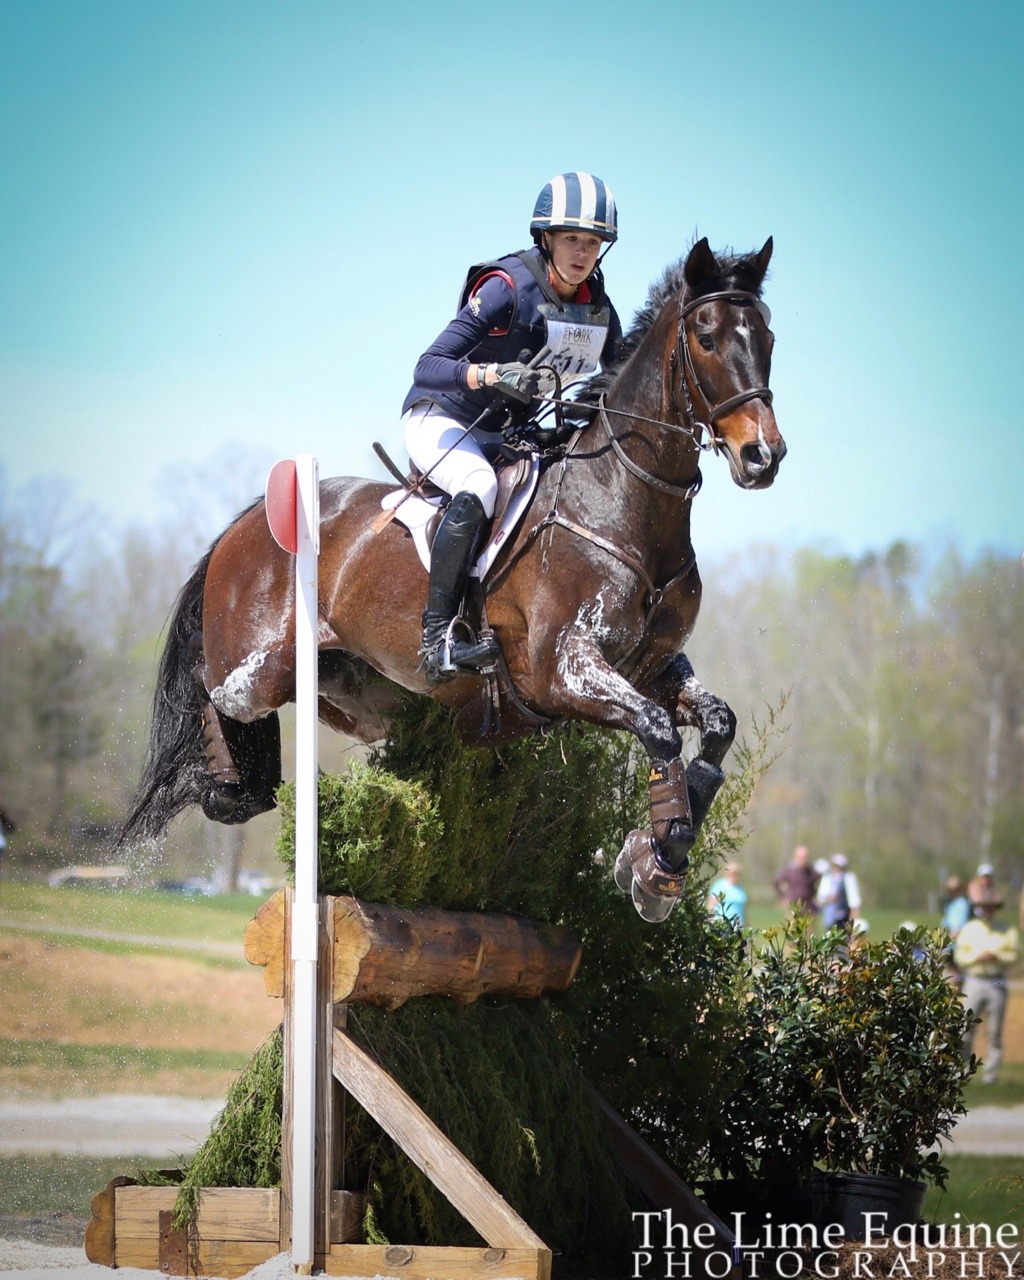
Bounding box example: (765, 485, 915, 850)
(492, 361, 539, 404)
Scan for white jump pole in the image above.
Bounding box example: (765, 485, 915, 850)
(265, 454, 320, 1273)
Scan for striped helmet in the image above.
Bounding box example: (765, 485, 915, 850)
(530, 172, 618, 244)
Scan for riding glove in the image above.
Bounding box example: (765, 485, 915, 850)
(492, 362, 539, 404)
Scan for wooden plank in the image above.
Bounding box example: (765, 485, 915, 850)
(113, 1236, 162, 1269)
(591, 1089, 735, 1249)
(112, 1185, 280, 1242)
(194, 1187, 280, 1241)
(322, 1243, 551, 1279)
(194, 1239, 281, 1277)
(332, 1027, 548, 1253)
(114, 1184, 177, 1235)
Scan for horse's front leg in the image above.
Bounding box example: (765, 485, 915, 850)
(645, 651, 737, 832)
(548, 623, 696, 923)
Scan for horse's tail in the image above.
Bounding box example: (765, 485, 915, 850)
(115, 546, 215, 848)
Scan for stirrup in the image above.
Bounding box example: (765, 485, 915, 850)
(422, 618, 498, 685)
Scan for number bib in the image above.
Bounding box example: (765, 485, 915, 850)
(538, 303, 610, 392)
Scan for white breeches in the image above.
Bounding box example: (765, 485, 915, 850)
(403, 403, 498, 518)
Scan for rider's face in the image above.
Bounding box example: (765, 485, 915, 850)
(543, 230, 603, 297)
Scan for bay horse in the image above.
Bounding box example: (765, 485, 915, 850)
(119, 236, 784, 921)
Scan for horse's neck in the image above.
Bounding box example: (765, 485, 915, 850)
(602, 300, 700, 491)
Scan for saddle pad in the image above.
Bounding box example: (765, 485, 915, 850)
(381, 455, 540, 580)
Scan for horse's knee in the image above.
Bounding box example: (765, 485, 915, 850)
(694, 694, 736, 768)
(639, 705, 682, 762)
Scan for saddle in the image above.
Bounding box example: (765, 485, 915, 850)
(379, 446, 541, 583)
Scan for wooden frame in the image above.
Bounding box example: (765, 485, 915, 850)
(86, 888, 737, 1279)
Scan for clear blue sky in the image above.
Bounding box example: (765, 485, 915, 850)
(2, 0, 1021, 561)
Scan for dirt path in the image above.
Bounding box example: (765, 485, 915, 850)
(3, 1092, 1022, 1161)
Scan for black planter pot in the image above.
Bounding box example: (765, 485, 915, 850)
(811, 1170, 926, 1241)
(700, 1177, 814, 1239)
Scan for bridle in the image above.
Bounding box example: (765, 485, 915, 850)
(590, 287, 774, 499)
(671, 289, 774, 455)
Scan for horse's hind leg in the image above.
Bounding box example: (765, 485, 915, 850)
(194, 638, 286, 825)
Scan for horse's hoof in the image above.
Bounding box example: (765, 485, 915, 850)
(201, 784, 276, 825)
(613, 829, 687, 923)
(631, 878, 680, 923)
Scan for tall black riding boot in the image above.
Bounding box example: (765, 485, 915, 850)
(420, 491, 499, 685)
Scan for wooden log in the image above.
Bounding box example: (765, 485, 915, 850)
(243, 888, 288, 997)
(83, 1175, 136, 1266)
(244, 890, 582, 1009)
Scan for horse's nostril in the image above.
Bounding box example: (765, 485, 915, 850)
(740, 441, 773, 472)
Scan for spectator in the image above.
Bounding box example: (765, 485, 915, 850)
(942, 877, 972, 938)
(955, 889, 1019, 1084)
(707, 862, 747, 928)
(773, 845, 820, 918)
(816, 853, 862, 931)
(967, 862, 996, 906)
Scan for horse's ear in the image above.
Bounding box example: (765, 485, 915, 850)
(684, 237, 717, 289)
(754, 236, 774, 281)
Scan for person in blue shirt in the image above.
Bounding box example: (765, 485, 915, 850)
(402, 171, 622, 685)
(941, 875, 972, 987)
(706, 862, 747, 928)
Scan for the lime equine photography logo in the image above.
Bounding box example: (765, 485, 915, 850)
(631, 1209, 1024, 1278)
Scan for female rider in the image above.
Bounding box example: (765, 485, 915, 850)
(403, 171, 623, 684)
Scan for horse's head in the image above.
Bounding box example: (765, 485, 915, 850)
(678, 237, 786, 489)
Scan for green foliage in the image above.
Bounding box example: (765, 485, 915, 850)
(712, 918, 976, 1191)
(173, 1027, 284, 1228)
(341, 999, 636, 1269)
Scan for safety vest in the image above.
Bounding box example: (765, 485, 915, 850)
(402, 246, 618, 427)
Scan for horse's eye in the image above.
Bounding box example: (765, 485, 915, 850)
(698, 334, 715, 352)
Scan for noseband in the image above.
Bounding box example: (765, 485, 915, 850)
(673, 290, 774, 453)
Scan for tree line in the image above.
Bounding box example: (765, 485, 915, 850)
(1, 464, 1020, 908)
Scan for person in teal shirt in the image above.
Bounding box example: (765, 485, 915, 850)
(707, 862, 747, 927)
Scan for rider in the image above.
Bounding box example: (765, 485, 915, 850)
(402, 171, 623, 685)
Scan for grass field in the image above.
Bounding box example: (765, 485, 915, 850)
(1, 881, 1022, 1247)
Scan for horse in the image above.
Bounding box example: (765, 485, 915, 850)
(119, 236, 785, 921)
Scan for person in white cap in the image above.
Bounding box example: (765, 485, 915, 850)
(967, 862, 996, 906)
(816, 853, 862, 931)
(955, 889, 1019, 1083)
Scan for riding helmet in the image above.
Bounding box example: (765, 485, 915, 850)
(530, 172, 618, 243)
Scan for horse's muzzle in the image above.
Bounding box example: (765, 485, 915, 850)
(731, 430, 786, 489)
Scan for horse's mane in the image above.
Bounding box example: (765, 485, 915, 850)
(575, 243, 768, 408)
